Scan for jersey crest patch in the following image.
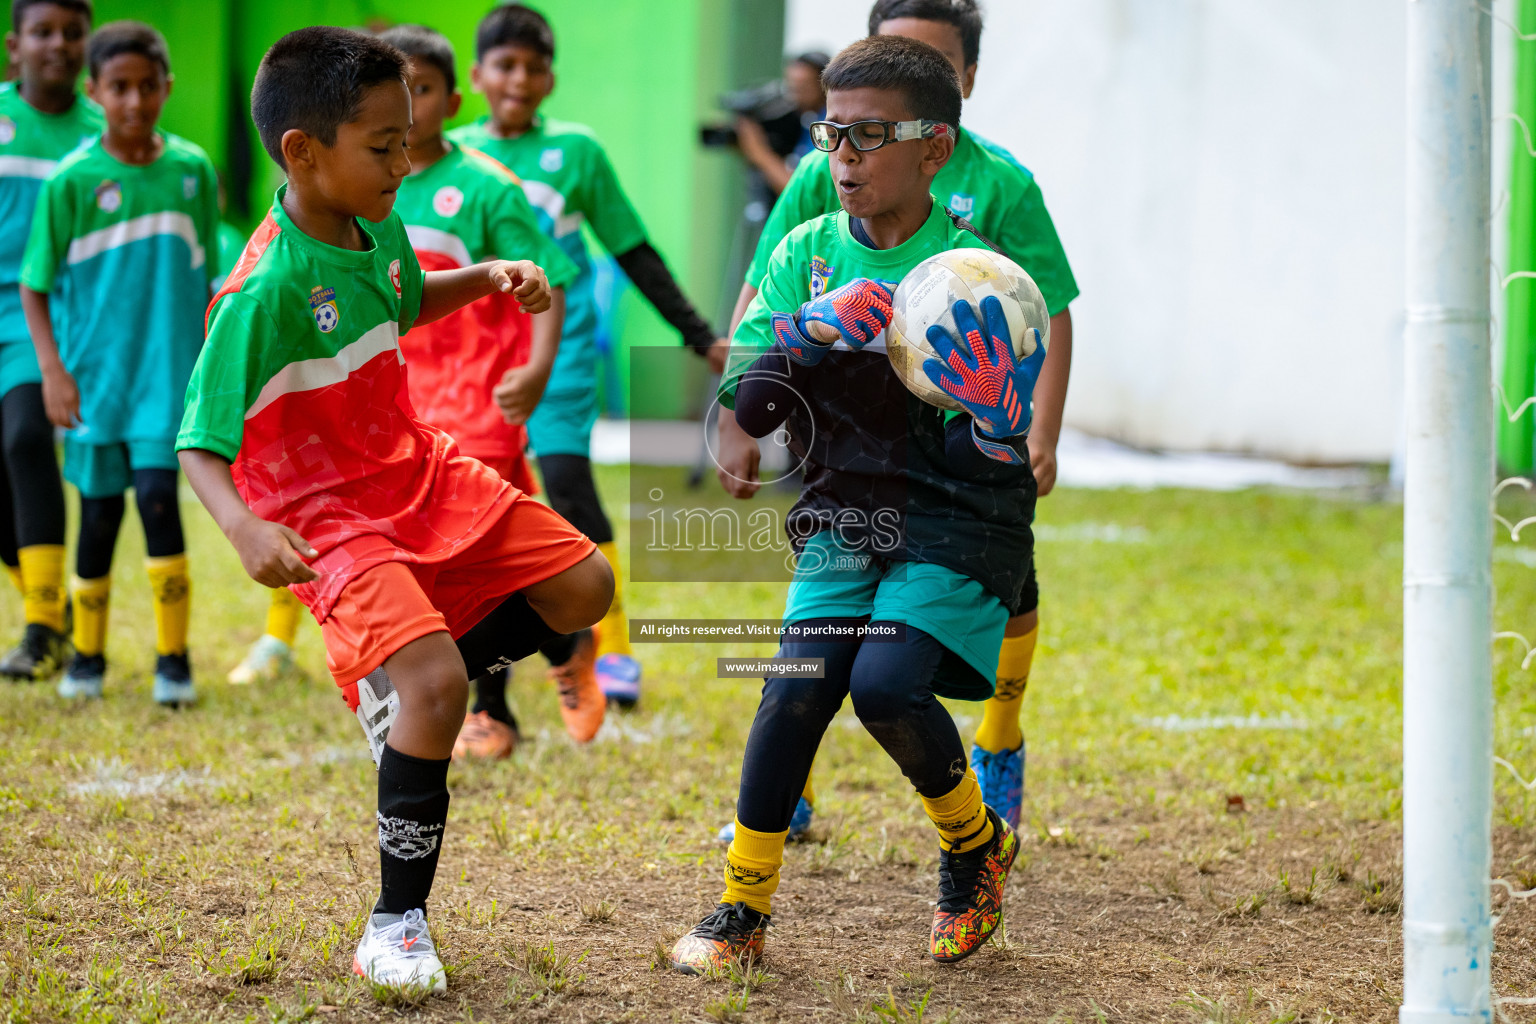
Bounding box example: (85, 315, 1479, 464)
(809, 255, 833, 299)
(539, 147, 563, 173)
(948, 193, 975, 216)
(432, 186, 463, 217)
(0, 117, 15, 145)
(309, 286, 340, 333)
(183, 175, 199, 200)
(95, 180, 122, 213)
(388, 260, 402, 296)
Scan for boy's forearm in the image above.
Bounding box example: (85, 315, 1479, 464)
(418, 265, 502, 325)
(613, 242, 717, 355)
(178, 447, 257, 538)
(20, 288, 62, 370)
(1031, 308, 1073, 447)
(526, 287, 564, 376)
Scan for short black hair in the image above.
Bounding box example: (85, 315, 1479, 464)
(868, 0, 983, 68)
(86, 21, 169, 79)
(251, 26, 407, 168)
(11, 0, 92, 34)
(475, 4, 554, 62)
(821, 35, 961, 130)
(791, 51, 830, 76)
(379, 24, 457, 95)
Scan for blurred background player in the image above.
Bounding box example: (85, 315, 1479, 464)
(451, 3, 726, 717)
(177, 28, 611, 996)
(0, 0, 100, 682)
(716, 0, 1078, 840)
(379, 22, 583, 755)
(20, 20, 214, 706)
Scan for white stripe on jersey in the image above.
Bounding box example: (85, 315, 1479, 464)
(519, 180, 584, 238)
(405, 224, 472, 269)
(66, 210, 205, 269)
(245, 321, 401, 421)
(0, 156, 57, 180)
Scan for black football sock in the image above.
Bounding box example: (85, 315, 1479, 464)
(472, 667, 513, 724)
(539, 628, 583, 667)
(375, 744, 451, 915)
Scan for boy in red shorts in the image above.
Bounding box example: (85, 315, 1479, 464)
(176, 27, 612, 999)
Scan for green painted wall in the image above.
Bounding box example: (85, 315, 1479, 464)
(1503, 0, 1536, 474)
(7, 0, 785, 418)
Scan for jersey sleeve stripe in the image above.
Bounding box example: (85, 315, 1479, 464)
(66, 210, 206, 268)
(206, 214, 279, 330)
(520, 180, 583, 237)
(244, 320, 401, 421)
(0, 156, 57, 179)
(460, 145, 523, 184)
(404, 224, 472, 269)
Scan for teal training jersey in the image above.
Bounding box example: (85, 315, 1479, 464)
(448, 116, 647, 398)
(21, 132, 218, 447)
(724, 201, 1037, 613)
(746, 129, 1078, 316)
(0, 84, 103, 345)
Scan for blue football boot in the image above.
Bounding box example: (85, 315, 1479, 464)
(970, 738, 1025, 829)
(717, 796, 814, 844)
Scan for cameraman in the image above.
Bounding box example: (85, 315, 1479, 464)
(734, 52, 828, 195)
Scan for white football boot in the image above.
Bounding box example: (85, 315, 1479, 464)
(353, 908, 446, 995)
(354, 666, 399, 768)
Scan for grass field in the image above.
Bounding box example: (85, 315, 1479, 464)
(4, 464, 1536, 1022)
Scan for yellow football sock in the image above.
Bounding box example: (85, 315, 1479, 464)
(973, 625, 1037, 754)
(5, 564, 22, 595)
(266, 586, 302, 646)
(801, 775, 815, 807)
(145, 555, 190, 656)
(595, 541, 630, 657)
(18, 545, 65, 632)
(720, 820, 787, 915)
(71, 575, 111, 657)
(922, 769, 995, 853)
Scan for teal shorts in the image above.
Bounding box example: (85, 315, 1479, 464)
(64, 438, 178, 499)
(526, 388, 599, 458)
(782, 531, 1008, 700)
(0, 337, 41, 400)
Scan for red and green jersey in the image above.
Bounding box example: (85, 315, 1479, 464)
(176, 187, 517, 622)
(448, 116, 647, 399)
(393, 142, 578, 459)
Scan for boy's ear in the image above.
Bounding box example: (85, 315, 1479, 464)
(83, 76, 98, 103)
(447, 90, 463, 120)
(164, 73, 174, 97)
(960, 63, 976, 101)
(469, 63, 483, 94)
(3, 33, 17, 69)
(920, 133, 955, 177)
(280, 128, 317, 173)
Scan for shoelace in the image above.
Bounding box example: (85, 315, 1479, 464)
(552, 669, 582, 709)
(936, 840, 992, 914)
(691, 902, 763, 940)
(374, 908, 435, 958)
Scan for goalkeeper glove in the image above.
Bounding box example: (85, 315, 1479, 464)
(921, 295, 1046, 465)
(771, 277, 895, 367)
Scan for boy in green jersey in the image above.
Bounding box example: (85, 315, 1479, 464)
(671, 35, 1042, 974)
(177, 27, 611, 998)
(716, 0, 1074, 839)
(452, 3, 725, 713)
(21, 21, 215, 706)
(0, 0, 100, 682)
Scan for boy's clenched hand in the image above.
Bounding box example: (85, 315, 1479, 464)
(489, 260, 551, 314)
(229, 516, 320, 586)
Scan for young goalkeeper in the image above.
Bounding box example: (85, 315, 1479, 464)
(671, 35, 1041, 973)
(716, 0, 1077, 839)
(0, 0, 101, 682)
(177, 27, 612, 997)
(451, 3, 726, 721)
(21, 21, 215, 706)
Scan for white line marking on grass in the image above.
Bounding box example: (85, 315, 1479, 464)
(69, 757, 220, 797)
(1138, 712, 1317, 732)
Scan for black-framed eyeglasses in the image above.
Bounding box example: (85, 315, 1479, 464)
(808, 119, 952, 153)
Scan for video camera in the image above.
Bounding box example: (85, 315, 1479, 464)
(699, 80, 806, 157)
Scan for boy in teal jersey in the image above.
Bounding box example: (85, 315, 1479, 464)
(671, 35, 1042, 974)
(716, 0, 1074, 837)
(0, 0, 100, 683)
(21, 21, 215, 707)
(451, 3, 725, 712)
(177, 27, 611, 998)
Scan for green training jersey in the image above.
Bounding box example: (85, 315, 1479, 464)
(0, 83, 104, 344)
(178, 187, 516, 623)
(746, 129, 1078, 316)
(448, 116, 647, 397)
(392, 141, 579, 459)
(723, 201, 1037, 613)
(213, 220, 247, 291)
(21, 132, 217, 447)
